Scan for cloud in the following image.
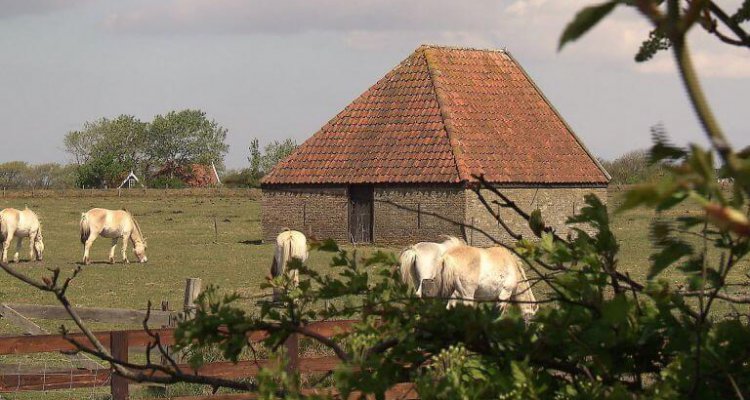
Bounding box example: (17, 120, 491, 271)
(103, 0, 749, 78)
(104, 0, 504, 35)
(0, 0, 91, 19)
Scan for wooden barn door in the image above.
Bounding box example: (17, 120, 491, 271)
(349, 185, 373, 243)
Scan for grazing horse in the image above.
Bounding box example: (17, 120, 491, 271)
(80, 208, 147, 265)
(399, 236, 464, 297)
(271, 230, 308, 287)
(0, 207, 44, 263)
(435, 245, 538, 317)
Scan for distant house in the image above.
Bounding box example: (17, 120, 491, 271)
(118, 171, 142, 189)
(155, 163, 220, 187)
(261, 45, 610, 245)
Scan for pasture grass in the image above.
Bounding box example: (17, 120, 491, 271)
(0, 188, 748, 399)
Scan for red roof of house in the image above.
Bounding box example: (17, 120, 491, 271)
(263, 45, 609, 185)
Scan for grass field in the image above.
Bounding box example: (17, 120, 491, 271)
(0, 189, 391, 336)
(0, 187, 747, 399)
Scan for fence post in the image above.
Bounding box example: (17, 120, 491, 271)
(110, 331, 129, 400)
(284, 332, 299, 376)
(183, 278, 202, 318)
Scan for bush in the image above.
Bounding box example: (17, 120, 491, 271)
(222, 168, 258, 188)
(599, 148, 666, 185)
(147, 176, 187, 189)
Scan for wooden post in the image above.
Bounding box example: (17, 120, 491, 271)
(183, 278, 202, 318)
(213, 216, 218, 243)
(110, 331, 129, 400)
(284, 332, 299, 376)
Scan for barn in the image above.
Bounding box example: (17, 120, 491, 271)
(261, 45, 610, 246)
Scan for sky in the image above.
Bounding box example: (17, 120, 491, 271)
(0, 0, 747, 169)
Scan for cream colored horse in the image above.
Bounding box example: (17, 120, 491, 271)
(435, 245, 538, 317)
(271, 230, 308, 287)
(399, 236, 464, 297)
(80, 208, 147, 265)
(0, 207, 44, 263)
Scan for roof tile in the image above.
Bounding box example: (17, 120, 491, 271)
(262, 45, 608, 185)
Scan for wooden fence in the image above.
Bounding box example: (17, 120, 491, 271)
(0, 278, 417, 399)
(0, 320, 417, 399)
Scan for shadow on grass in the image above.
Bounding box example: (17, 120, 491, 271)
(238, 240, 263, 246)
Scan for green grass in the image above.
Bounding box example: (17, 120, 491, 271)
(0, 188, 747, 399)
(0, 191, 391, 336)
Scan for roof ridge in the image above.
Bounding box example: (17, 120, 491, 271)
(417, 44, 508, 54)
(421, 47, 472, 183)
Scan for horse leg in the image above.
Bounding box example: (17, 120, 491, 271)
(83, 233, 98, 265)
(13, 237, 22, 263)
(1, 235, 11, 263)
(29, 232, 36, 261)
(121, 235, 130, 264)
(109, 238, 118, 264)
(497, 288, 513, 315)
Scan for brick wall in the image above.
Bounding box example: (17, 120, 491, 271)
(374, 185, 466, 245)
(261, 185, 349, 243)
(464, 186, 608, 247)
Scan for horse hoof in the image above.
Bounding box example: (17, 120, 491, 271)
(109, 258, 115, 264)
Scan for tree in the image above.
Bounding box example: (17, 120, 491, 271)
(146, 109, 229, 174)
(0, 162, 29, 189)
(259, 138, 297, 174)
(243, 137, 298, 186)
(224, 137, 298, 187)
(599, 141, 667, 185)
(3, 1, 750, 398)
(248, 138, 262, 182)
(64, 115, 148, 187)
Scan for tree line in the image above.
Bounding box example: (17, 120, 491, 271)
(64, 110, 228, 188)
(1, 109, 298, 190)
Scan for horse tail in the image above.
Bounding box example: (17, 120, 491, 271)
(80, 212, 90, 244)
(398, 247, 418, 288)
(288, 231, 308, 263)
(512, 258, 539, 316)
(273, 233, 291, 278)
(438, 253, 460, 299)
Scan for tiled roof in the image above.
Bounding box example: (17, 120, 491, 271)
(262, 45, 609, 185)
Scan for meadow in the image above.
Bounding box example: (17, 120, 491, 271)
(0, 187, 747, 399)
(0, 188, 747, 329)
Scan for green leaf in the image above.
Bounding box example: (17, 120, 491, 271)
(529, 208, 545, 237)
(649, 239, 693, 278)
(559, 1, 619, 50)
(649, 125, 686, 163)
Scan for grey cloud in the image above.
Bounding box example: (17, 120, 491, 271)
(104, 0, 504, 35)
(0, 0, 91, 19)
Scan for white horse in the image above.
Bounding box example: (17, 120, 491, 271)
(0, 207, 44, 263)
(80, 208, 147, 265)
(271, 230, 308, 287)
(399, 236, 464, 297)
(435, 245, 538, 317)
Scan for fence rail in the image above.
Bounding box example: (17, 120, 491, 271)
(0, 320, 415, 399)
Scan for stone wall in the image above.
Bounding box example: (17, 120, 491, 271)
(261, 185, 349, 243)
(374, 185, 466, 245)
(464, 186, 608, 247)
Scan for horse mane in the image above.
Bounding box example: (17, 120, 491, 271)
(128, 211, 146, 246)
(438, 235, 465, 246)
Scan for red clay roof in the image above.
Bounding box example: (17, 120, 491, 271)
(263, 45, 609, 185)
